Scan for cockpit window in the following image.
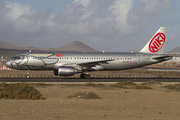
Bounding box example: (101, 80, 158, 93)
(12, 56, 24, 60)
(12, 56, 17, 59)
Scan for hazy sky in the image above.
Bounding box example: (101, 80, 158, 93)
(0, 0, 180, 52)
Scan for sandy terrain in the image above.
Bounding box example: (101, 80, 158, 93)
(0, 83, 180, 120)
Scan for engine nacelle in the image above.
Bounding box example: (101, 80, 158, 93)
(53, 66, 76, 76)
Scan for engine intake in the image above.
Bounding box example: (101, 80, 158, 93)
(53, 66, 75, 76)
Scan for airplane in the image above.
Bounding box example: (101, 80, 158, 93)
(5, 27, 172, 79)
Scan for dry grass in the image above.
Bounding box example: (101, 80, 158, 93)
(156, 82, 163, 85)
(28, 83, 54, 86)
(84, 83, 105, 88)
(60, 84, 83, 87)
(141, 80, 157, 86)
(134, 85, 153, 90)
(111, 82, 136, 89)
(111, 82, 153, 90)
(60, 83, 105, 88)
(67, 91, 101, 99)
(61, 82, 153, 90)
(0, 83, 45, 100)
(164, 83, 180, 91)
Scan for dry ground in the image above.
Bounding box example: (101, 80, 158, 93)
(0, 82, 180, 120)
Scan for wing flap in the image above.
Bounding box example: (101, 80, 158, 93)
(65, 59, 113, 70)
(78, 60, 112, 67)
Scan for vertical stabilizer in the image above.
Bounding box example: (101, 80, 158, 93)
(140, 27, 169, 54)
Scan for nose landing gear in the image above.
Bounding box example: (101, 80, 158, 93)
(27, 70, 30, 79)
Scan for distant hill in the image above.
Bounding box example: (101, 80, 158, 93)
(0, 41, 43, 50)
(0, 41, 98, 52)
(168, 46, 180, 53)
(14, 44, 44, 50)
(0, 41, 18, 49)
(0, 41, 99, 59)
(48, 41, 98, 52)
(0, 49, 29, 60)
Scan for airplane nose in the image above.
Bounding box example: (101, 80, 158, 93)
(5, 60, 11, 67)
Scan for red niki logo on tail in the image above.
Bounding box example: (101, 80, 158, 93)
(148, 33, 166, 53)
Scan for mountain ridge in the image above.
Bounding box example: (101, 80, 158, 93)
(0, 41, 98, 52)
(168, 46, 180, 53)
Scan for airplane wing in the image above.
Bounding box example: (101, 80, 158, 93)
(77, 60, 113, 67)
(65, 59, 113, 70)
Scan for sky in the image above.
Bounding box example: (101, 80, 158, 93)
(0, 0, 180, 52)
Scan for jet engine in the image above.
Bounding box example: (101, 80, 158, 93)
(53, 66, 76, 76)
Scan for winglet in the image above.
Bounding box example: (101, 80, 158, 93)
(140, 27, 169, 54)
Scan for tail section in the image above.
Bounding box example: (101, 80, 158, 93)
(140, 27, 169, 54)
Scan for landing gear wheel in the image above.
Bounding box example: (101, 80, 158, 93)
(26, 75, 30, 79)
(80, 73, 91, 79)
(84, 74, 91, 79)
(80, 73, 85, 79)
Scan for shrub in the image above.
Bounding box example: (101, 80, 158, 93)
(84, 83, 105, 88)
(67, 91, 101, 99)
(28, 83, 53, 86)
(141, 80, 156, 86)
(0, 83, 45, 100)
(135, 85, 152, 90)
(111, 82, 136, 88)
(164, 84, 180, 91)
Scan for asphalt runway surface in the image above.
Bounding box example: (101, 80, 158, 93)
(0, 78, 180, 82)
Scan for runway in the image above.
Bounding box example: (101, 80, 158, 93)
(0, 78, 180, 82)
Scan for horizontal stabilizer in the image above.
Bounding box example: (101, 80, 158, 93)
(151, 56, 172, 62)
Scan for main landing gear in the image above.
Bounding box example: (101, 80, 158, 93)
(80, 73, 91, 79)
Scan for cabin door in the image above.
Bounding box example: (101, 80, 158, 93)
(136, 54, 142, 64)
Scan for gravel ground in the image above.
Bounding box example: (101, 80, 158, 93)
(0, 83, 180, 120)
